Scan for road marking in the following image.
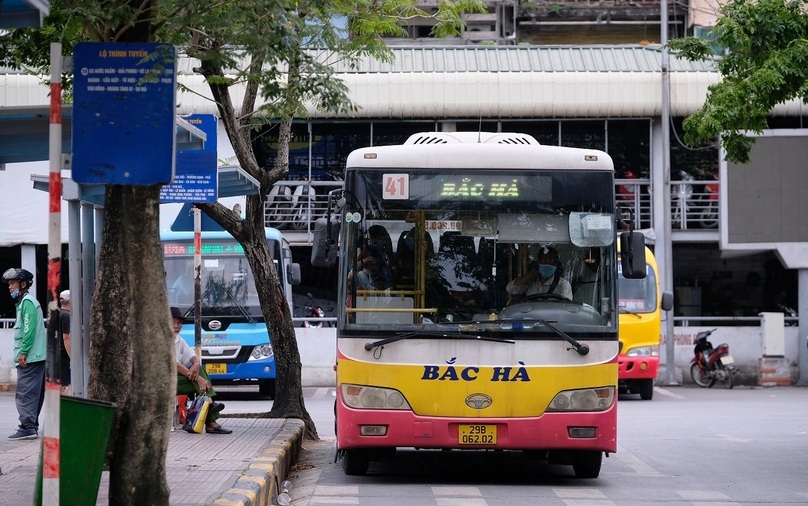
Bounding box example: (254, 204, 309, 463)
(432, 486, 482, 496)
(615, 445, 662, 475)
(676, 489, 735, 502)
(311, 498, 358, 504)
(716, 433, 752, 443)
(436, 499, 487, 506)
(433, 486, 486, 505)
(310, 484, 360, 504)
(312, 387, 331, 398)
(653, 386, 687, 400)
(314, 485, 359, 495)
(561, 501, 616, 506)
(553, 488, 616, 506)
(553, 487, 607, 498)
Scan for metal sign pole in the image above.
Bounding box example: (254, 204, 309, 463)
(194, 206, 202, 361)
(42, 41, 63, 505)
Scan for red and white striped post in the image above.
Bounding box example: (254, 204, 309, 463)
(193, 206, 202, 361)
(42, 41, 63, 505)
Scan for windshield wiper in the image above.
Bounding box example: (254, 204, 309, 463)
(535, 319, 589, 355)
(365, 331, 514, 351)
(618, 306, 642, 319)
(484, 318, 589, 356)
(200, 283, 255, 323)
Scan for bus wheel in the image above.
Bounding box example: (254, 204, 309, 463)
(258, 379, 276, 399)
(639, 379, 654, 400)
(341, 449, 370, 476)
(572, 451, 602, 479)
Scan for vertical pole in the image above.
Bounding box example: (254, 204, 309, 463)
(67, 200, 82, 397)
(80, 202, 95, 393)
(659, 0, 678, 385)
(42, 41, 63, 505)
(798, 269, 808, 385)
(193, 206, 202, 361)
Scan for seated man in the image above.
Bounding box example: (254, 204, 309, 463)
(351, 245, 394, 291)
(171, 306, 231, 434)
(506, 246, 573, 301)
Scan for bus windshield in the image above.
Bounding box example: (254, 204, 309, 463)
(339, 168, 619, 338)
(618, 264, 657, 314)
(164, 238, 279, 317)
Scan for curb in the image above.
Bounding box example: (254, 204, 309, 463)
(213, 418, 305, 506)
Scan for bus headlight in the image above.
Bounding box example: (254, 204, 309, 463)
(547, 387, 614, 412)
(626, 345, 659, 357)
(249, 344, 274, 361)
(341, 384, 411, 410)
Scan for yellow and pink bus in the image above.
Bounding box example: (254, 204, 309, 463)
(313, 132, 646, 478)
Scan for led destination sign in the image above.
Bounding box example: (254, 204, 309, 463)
(405, 174, 552, 202)
(440, 178, 520, 198)
(163, 243, 245, 256)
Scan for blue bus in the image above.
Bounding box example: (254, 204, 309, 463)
(162, 228, 300, 398)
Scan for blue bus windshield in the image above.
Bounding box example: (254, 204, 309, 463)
(163, 238, 278, 317)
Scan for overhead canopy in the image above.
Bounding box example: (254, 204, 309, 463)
(31, 165, 258, 206)
(0, 105, 73, 165)
(0, 0, 48, 29)
(0, 105, 208, 166)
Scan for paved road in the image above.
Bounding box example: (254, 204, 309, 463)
(286, 385, 808, 505)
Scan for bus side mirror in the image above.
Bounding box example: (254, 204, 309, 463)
(660, 291, 674, 311)
(287, 263, 302, 286)
(311, 217, 340, 267)
(619, 231, 646, 279)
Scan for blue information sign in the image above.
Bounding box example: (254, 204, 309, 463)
(160, 114, 218, 203)
(72, 42, 176, 185)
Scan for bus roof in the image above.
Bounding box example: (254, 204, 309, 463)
(346, 132, 613, 172)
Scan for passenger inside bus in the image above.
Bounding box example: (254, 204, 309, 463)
(573, 248, 601, 307)
(506, 246, 573, 301)
(171, 263, 195, 304)
(350, 245, 394, 292)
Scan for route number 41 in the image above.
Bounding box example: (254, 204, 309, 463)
(383, 174, 409, 200)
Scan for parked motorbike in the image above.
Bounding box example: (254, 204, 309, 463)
(302, 292, 328, 328)
(690, 328, 735, 388)
(671, 170, 695, 228)
(698, 175, 719, 229)
(777, 303, 798, 326)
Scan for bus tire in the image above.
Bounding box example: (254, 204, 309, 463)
(259, 379, 276, 399)
(572, 451, 602, 479)
(639, 379, 654, 400)
(341, 449, 370, 476)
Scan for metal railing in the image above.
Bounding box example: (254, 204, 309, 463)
(263, 180, 344, 231)
(263, 178, 721, 233)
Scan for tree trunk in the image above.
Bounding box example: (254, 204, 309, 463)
(88, 185, 174, 505)
(197, 106, 319, 438)
(246, 192, 318, 439)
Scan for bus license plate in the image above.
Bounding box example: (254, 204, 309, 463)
(206, 363, 227, 374)
(458, 424, 497, 445)
(720, 355, 734, 365)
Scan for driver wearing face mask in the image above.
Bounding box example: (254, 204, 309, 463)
(506, 246, 573, 301)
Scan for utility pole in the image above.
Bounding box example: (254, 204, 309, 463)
(657, 0, 678, 385)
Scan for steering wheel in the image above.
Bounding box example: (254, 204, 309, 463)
(524, 292, 568, 302)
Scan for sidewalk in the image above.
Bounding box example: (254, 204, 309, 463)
(0, 393, 304, 505)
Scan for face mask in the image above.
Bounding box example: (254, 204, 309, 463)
(9, 289, 19, 299)
(538, 264, 557, 278)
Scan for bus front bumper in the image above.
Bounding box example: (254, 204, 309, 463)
(204, 359, 276, 381)
(618, 355, 659, 380)
(336, 404, 617, 453)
